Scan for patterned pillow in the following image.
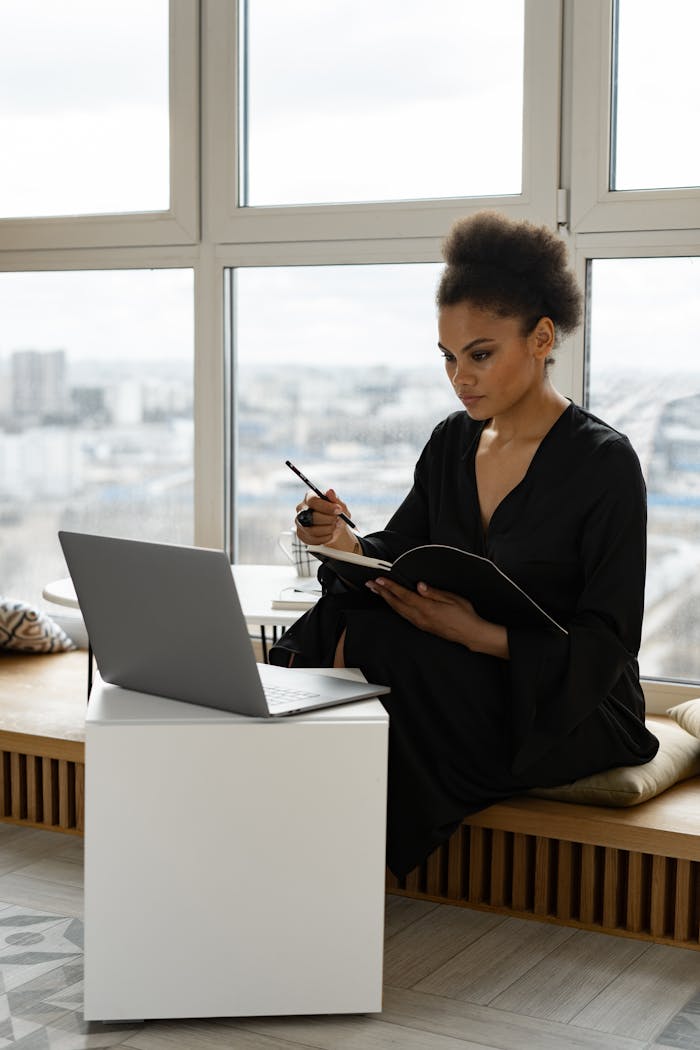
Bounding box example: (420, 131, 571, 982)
(0, 597, 77, 653)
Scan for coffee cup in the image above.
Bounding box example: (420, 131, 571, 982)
(277, 530, 317, 577)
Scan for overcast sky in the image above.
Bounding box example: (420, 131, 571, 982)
(614, 0, 699, 189)
(246, 0, 523, 205)
(0, 0, 169, 216)
(0, 268, 193, 365)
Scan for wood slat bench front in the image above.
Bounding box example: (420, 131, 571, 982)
(0, 650, 86, 835)
(386, 773, 700, 950)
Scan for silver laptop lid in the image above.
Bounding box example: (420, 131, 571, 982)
(58, 531, 270, 717)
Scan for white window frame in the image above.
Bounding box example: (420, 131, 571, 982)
(566, 0, 700, 696)
(0, 0, 199, 251)
(568, 231, 700, 707)
(564, 228, 700, 407)
(569, 0, 700, 234)
(204, 0, 563, 245)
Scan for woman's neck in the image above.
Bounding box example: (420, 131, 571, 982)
(485, 382, 569, 447)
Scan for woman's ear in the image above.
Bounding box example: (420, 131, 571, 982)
(530, 316, 555, 360)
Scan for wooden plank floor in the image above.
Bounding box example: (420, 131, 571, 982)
(1, 823, 700, 1049)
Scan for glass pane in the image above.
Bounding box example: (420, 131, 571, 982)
(0, 270, 194, 624)
(611, 0, 700, 190)
(243, 0, 524, 207)
(234, 264, 454, 563)
(0, 1, 169, 218)
(587, 257, 700, 682)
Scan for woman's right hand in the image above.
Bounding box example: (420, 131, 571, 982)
(295, 488, 360, 553)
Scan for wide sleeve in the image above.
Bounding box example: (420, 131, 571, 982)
(509, 435, 648, 774)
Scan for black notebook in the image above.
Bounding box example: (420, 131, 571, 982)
(307, 543, 566, 634)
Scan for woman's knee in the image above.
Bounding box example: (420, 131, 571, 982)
(333, 628, 347, 668)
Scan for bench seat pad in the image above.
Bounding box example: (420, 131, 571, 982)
(529, 716, 700, 807)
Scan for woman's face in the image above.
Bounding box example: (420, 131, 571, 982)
(437, 301, 553, 421)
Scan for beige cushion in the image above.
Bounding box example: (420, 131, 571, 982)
(529, 717, 700, 807)
(667, 697, 700, 739)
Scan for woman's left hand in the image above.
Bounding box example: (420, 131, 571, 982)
(367, 578, 509, 659)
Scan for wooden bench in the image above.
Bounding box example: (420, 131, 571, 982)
(3, 651, 699, 949)
(386, 767, 700, 951)
(0, 650, 86, 835)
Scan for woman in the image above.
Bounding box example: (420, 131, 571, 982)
(271, 211, 658, 877)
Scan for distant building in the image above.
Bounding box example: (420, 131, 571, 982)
(11, 349, 67, 423)
(0, 427, 83, 500)
(72, 386, 108, 425)
(105, 380, 143, 425)
(648, 394, 700, 506)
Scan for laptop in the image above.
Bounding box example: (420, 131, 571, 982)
(58, 531, 390, 717)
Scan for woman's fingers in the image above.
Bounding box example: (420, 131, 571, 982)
(367, 577, 477, 632)
(416, 581, 472, 608)
(325, 488, 352, 518)
(293, 491, 352, 541)
(294, 492, 347, 545)
(366, 577, 417, 611)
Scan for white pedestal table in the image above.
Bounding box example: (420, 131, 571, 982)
(84, 674, 389, 1021)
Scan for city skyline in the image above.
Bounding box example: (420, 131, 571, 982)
(1, 348, 699, 682)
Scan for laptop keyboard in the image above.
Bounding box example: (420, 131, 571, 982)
(263, 684, 321, 708)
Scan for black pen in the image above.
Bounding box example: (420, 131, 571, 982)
(285, 460, 356, 530)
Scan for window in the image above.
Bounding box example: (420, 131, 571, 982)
(0, 269, 194, 606)
(0, 0, 197, 248)
(207, 0, 560, 242)
(0, 0, 698, 693)
(611, 0, 700, 191)
(0, 0, 169, 219)
(242, 0, 524, 207)
(586, 256, 700, 681)
(233, 263, 453, 562)
(570, 0, 699, 232)
(570, 0, 700, 690)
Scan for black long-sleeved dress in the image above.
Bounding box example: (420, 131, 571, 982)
(271, 403, 659, 875)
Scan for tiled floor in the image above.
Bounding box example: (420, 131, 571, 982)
(1, 821, 699, 1049)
